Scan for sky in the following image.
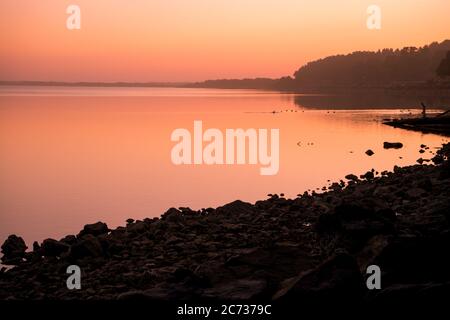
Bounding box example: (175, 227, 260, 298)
(0, 0, 449, 82)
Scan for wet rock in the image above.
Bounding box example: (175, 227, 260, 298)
(1, 235, 27, 264)
(78, 222, 109, 237)
(383, 142, 403, 149)
(365, 149, 375, 156)
(41, 239, 69, 257)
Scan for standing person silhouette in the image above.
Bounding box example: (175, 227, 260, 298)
(421, 102, 427, 119)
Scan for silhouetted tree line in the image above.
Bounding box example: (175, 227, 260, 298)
(191, 40, 450, 91)
(293, 40, 450, 87)
(437, 51, 450, 78)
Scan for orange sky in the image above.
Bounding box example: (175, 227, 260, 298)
(0, 0, 449, 82)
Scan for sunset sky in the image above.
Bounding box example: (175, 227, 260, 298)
(0, 0, 449, 82)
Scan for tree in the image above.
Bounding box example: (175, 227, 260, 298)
(437, 51, 450, 78)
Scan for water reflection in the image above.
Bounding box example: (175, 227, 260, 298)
(0, 86, 448, 244)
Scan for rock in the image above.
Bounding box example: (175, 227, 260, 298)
(365, 149, 375, 156)
(32, 241, 40, 252)
(345, 174, 358, 181)
(315, 202, 395, 249)
(373, 185, 392, 197)
(41, 239, 69, 257)
(216, 200, 255, 216)
(69, 234, 104, 259)
(273, 253, 364, 302)
(194, 245, 316, 289)
(357, 235, 391, 271)
(203, 279, 267, 300)
(368, 234, 450, 287)
(315, 213, 340, 233)
(360, 171, 374, 180)
(1, 235, 27, 264)
(60, 235, 77, 245)
(406, 187, 426, 199)
(225, 245, 314, 275)
(432, 154, 444, 165)
(117, 288, 170, 300)
(414, 177, 433, 192)
(117, 285, 195, 300)
(370, 282, 450, 304)
(78, 222, 109, 237)
(127, 221, 147, 234)
(161, 208, 183, 222)
(419, 149, 425, 153)
(383, 142, 403, 149)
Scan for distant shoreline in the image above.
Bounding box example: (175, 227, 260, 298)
(1, 80, 450, 96)
(0, 81, 190, 88)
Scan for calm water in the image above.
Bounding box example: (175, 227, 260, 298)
(0, 86, 448, 245)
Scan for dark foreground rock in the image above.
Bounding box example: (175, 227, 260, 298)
(0, 143, 449, 303)
(1, 235, 27, 264)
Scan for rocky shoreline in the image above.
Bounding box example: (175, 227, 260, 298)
(1, 144, 449, 303)
(384, 114, 450, 136)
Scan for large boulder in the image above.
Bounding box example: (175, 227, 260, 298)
(1, 235, 27, 264)
(60, 235, 77, 245)
(41, 238, 69, 257)
(77, 222, 109, 237)
(161, 208, 183, 223)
